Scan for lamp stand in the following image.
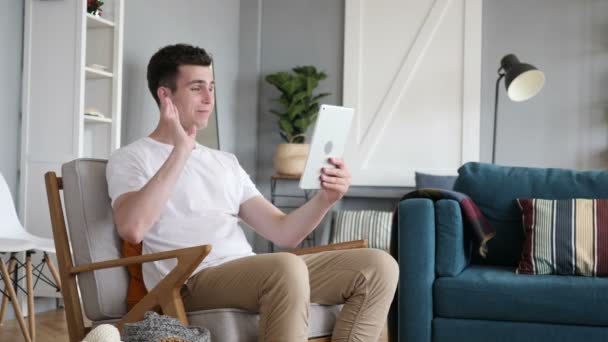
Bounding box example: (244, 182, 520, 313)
(491, 72, 505, 164)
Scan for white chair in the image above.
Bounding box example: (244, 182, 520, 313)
(0, 173, 61, 342)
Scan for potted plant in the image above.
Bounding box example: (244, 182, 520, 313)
(265, 66, 330, 176)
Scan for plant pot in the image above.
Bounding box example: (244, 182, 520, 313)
(273, 143, 310, 176)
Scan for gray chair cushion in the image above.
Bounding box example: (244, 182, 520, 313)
(190, 304, 341, 340)
(62, 159, 129, 321)
(95, 304, 341, 341)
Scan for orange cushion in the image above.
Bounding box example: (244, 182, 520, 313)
(122, 241, 148, 310)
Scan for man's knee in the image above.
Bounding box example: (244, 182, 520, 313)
(265, 253, 310, 296)
(358, 249, 399, 288)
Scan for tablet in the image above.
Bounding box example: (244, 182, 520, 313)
(299, 104, 354, 189)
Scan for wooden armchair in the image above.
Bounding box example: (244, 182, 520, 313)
(44, 159, 367, 342)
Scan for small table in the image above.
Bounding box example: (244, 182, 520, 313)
(269, 174, 315, 252)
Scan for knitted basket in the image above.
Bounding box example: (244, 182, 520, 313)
(122, 311, 211, 342)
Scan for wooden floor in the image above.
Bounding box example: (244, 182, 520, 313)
(0, 309, 69, 342)
(0, 308, 389, 342)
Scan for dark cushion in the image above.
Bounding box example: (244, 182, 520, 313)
(415, 172, 457, 190)
(434, 265, 608, 326)
(453, 162, 608, 266)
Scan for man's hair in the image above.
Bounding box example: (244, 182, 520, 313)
(146, 44, 213, 105)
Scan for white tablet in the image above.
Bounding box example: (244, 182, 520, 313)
(299, 104, 354, 189)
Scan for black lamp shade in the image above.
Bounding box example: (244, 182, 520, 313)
(500, 54, 545, 102)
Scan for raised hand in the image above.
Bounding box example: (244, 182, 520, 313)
(319, 158, 352, 206)
(159, 87, 196, 151)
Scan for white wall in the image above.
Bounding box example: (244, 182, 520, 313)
(256, 0, 345, 193)
(0, 0, 23, 200)
(481, 0, 608, 169)
(121, 0, 259, 173)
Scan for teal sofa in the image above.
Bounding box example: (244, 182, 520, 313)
(396, 162, 608, 341)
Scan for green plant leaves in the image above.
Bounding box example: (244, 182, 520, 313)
(279, 118, 293, 135)
(294, 118, 308, 130)
(266, 65, 331, 143)
(311, 93, 330, 103)
(287, 103, 305, 120)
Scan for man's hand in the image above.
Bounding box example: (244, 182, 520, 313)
(319, 158, 351, 206)
(159, 87, 196, 151)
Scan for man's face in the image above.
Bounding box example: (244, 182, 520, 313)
(168, 64, 215, 130)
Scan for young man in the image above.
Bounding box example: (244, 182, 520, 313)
(106, 44, 398, 341)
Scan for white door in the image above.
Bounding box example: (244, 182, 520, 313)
(343, 0, 481, 187)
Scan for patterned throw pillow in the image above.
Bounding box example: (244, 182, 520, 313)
(516, 198, 608, 276)
(330, 210, 393, 252)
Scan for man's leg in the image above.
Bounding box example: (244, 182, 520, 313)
(301, 248, 399, 342)
(181, 253, 310, 342)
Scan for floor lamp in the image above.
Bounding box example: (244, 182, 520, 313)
(492, 54, 545, 163)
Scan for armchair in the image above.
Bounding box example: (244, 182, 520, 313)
(44, 158, 367, 342)
(396, 162, 608, 342)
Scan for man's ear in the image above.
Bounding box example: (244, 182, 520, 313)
(157, 86, 171, 100)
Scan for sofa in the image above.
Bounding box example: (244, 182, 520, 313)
(396, 162, 608, 342)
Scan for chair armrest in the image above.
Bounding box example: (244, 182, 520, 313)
(69, 245, 211, 274)
(287, 239, 368, 255)
(70, 245, 211, 331)
(435, 199, 471, 277)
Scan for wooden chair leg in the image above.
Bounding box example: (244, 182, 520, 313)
(0, 255, 16, 325)
(26, 252, 36, 341)
(44, 253, 62, 291)
(0, 258, 32, 342)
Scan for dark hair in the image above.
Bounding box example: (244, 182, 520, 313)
(146, 44, 213, 105)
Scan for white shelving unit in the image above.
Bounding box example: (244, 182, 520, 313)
(85, 66, 114, 79)
(20, 0, 124, 298)
(86, 12, 116, 28)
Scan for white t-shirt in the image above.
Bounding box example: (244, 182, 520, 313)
(106, 137, 261, 290)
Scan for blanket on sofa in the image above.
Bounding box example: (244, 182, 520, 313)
(392, 188, 495, 257)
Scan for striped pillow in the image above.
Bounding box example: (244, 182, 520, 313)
(330, 210, 393, 252)
(516, 198, 608, 276)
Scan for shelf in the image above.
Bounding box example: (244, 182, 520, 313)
(85, 66, 113, 79)
(86, 13, 115, 29)
(84, 115, 112, 124)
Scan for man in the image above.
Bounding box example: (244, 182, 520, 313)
(107, 43, 398, 341)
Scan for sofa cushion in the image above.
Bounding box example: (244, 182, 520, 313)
(517, 198, 608, 276)
(434, 265, 608, 326)
(435, 200, 471, 277)
(454, 162, 608, 266)
(415, 172, 457, 190)
(433, 318, 608, 342)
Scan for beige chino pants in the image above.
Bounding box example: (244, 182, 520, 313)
(181, 248, 399, 342)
